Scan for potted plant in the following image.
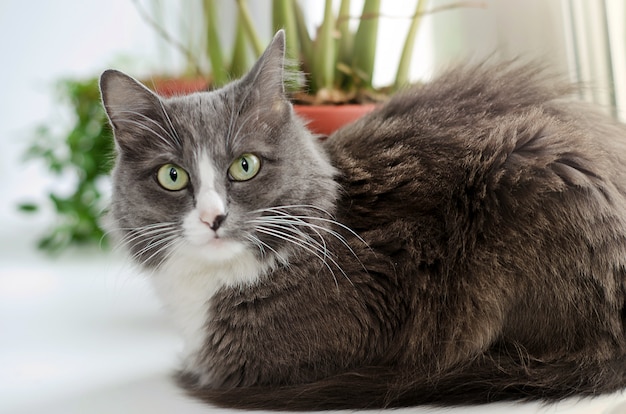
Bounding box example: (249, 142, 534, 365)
(19, 78, 114, 252)
(134, 0, 432, 134)
(129, 0, 251, 95)
(20, 0, 468, 252)
(134, 0, 481, 133)
(232, 0, 431, 134)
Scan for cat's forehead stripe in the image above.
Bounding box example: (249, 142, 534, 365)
(198, 151, 218, 190)
(195, 151, 226, 219)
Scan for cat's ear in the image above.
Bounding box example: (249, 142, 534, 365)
(99, 69, 163, 138)
(241, 30, 289, 104)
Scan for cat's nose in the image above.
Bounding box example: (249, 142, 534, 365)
(197, 189, 227, 232)
(208, 214, 227, 231)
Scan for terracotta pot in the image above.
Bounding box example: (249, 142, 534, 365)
(149, 77, 209, 98)
(294, 104, 377, 136)
(147, 79, 375, 136)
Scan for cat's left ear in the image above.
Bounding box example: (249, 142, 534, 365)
(100, 70, 162, 132)
(241, 30, 289, 104)
(100, 70, 167, 152)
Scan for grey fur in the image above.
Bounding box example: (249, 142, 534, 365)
(101, 31, 626, 410)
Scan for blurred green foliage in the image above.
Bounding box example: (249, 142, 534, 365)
(19, 78, 114, 253)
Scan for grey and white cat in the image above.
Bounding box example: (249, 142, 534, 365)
(100, 31, 626, 410)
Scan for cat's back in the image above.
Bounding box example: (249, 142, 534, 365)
(322, 62, 626, 366)
(325, 62, 626, 329)
(325, 62, 626, 231)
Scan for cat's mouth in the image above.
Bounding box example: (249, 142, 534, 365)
(206, 236, 227, 247)
(191, 237, 250, 264)
(186, 228, 241, 250)
(191, 230, 229, 247)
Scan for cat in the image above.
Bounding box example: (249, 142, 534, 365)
(100, 30, 626, 410)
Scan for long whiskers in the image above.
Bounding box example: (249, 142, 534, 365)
(139, 234, 182, 269)
(253, 205, 370, 271)
(247, 205, 370, 288)
(225, 79, 257, 151)
(259, 205, 370, 248)
(255, 225, 345, 289)
(244, 233, 289, 265)
(114, 110, 181, 151)
(108, 221, 182, 269)
(229, 109, 264, 151)
(157, 99, 183, 148)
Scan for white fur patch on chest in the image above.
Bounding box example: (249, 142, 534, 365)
(151, 246, 268, 370)
(149, 151, 279, 371)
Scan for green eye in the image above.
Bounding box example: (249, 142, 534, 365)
(156, 164, 189, 191)
(228, 153, 261, 181)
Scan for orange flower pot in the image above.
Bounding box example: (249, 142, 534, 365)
(147, 79, 376, 136)
(294, 104, 377, 136)
(149, 77, 209, 98)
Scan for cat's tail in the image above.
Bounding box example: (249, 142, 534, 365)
(178, 354, 626, 411)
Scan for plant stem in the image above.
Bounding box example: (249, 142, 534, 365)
(313, 0, 336, 93)
(352, 0, 381, 89)
(272, 0, 299, 61)
(394, 0, 428, 90)
(131, 0, 203, 77)
(203, 0, 227, 86)
(336, 0, 353, 88)
(293, 1, 313, 71)
(234, 0, 265, 57)
(230, 11, 249, 79)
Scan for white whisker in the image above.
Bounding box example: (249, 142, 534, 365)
(244, 234, 289, 265)
(244, 234, 266, 257)
(257, 205, 370, 249)
(249, 204, 369, 276)
(108, 220, 181, 269)
(258, 220, 356, 286)
(114, 118, 177, 150)
(134, 233, 181, 268)
(225, 93, 243, 150)
(113, 223, 178, 251)
(229, 110, 262, 150)
(264, 216, 367, 273)
(133, 231, 179, 259)
(157, 99, 183, 148)
(116, 109, 173, 138)
(255, 226, 341, 289)
(225, 77, 259, 150)
(151, 237, 184, 270)
(248, 219, 330, 263)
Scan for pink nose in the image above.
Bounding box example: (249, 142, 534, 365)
(200, 213, 227, 231)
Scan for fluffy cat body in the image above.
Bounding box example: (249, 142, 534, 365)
(101, 31, 626, 410)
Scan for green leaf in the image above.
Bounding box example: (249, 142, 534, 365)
(312, 0, 336, 93)
(229, 13, 250, 79)
(272, 0, 299, 62)
(293, 1, 313, 72)
(235, 0, 265, 57)
(395, 0, 428, 90)
(203, 0, 227, 87)
(352, 0, 381, 89)
(18, 203, 39, 213)
(336, 0, 353, 89)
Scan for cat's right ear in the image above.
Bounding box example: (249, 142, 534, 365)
(240, 30, 289, 107)
(99, 69, 162, 139)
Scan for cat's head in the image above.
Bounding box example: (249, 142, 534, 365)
(100, 31, 338, 283)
